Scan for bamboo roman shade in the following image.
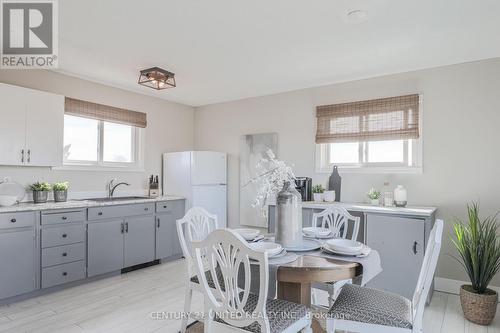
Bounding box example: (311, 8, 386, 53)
(65, 97, 147, 128)
(315, 94, 419, 144)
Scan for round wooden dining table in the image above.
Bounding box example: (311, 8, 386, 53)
(277, 255, 361, 333)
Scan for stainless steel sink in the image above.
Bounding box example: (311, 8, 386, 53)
(84, 196, 154, 202)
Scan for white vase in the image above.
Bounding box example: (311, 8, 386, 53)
(370, 198, 380, 205)
(394, 185, 407, 207)
(313, 193, 323, 202)
(323, 190, 335, 202)
(275, 181, 303, 248)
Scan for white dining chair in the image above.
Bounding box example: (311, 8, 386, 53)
(311, 206, 360, 307)
(326, 219, 444, 333)
(192, 228, 312, 333)
(177, 207, 219, 333)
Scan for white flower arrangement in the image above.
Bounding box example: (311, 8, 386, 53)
(244, 149, 296, 216)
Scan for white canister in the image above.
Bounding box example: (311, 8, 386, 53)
(323, 190, 336, 202)
(394, 185, 407, 207)
(313, 193, 323, 202)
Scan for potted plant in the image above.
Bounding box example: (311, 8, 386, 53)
(29, 182, 52, 204)
(367, 188, 381, 205)
(53, 181, 69, 202)
(451, 203, 500, 325)
(312, 184, 325, 202)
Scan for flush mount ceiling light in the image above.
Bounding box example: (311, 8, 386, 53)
(346, 9, 368, 23)
(138, 67, 176, 90)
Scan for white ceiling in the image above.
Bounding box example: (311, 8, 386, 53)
(58, 0, 500, 106)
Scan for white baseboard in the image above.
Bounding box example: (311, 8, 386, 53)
(434, 277, 500, 295)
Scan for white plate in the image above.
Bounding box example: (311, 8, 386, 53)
(302, 227, 331, 238)
(322, 244, 371, 257)
(0, 178, 25, 202)
(249, 242, 283, 257)
(326, 239, 363, 253)
(233, 228, 260, 241)
(284, 239, 322, 252)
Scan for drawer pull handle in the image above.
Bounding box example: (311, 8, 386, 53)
(62, 272, 68, 276)
(144, 207, 149, 211)
(98, 212, 103, 216)
(163, 205, 167, 209)
(10, 218, 16, 223)
(62, 216, 67, 220)
(62, 252, 68, 257)
(62, 234, 68, 238)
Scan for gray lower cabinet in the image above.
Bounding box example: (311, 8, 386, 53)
(87, 219, 124, 277)
(366, 214, 425, 299)
(156, 213, 182, 259)
(156, 200, 185, 260)
(0, 229, 36, 299)
(124, 216, 155, 267)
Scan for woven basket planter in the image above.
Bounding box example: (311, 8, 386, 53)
(460, 285, 498, 325)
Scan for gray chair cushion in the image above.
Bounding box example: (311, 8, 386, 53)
(190, 267, 225, 291)
(216, 293, 309, 333)
(328, 284, 413, 329)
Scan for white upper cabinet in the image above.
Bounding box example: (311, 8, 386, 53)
(25, 89, 64, 166)
(0, 83, 64, 167)
(0, 84, 26, 166)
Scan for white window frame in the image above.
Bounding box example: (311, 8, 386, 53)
(315, 95, 423, 174)
(57, 116, 145, 172)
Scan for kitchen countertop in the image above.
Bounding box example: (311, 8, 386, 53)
(270, 201, 437, 217)
(0, 195, 185, 214)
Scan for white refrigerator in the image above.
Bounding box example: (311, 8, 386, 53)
(162, 151, 227, 228)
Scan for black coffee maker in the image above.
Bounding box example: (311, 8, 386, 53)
(295, 177, 312, 202)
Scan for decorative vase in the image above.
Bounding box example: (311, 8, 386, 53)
(328, 165, 341, 202)
(323, 190, 335, 202)
(394, 185, 407, 207)
(33, 190, 48, 204)
(53, 190, 68, 202)
(275, 181, 303, 248)
(313, 193, 323, 202)
(460, 285, 498, 325)
(371, 198, 380, 205)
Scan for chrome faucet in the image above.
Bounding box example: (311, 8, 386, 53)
(108, 179, 130, 198)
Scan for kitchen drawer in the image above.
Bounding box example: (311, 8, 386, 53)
(42, 260, 85, 289)
(88, 203, 155, 220)
(41, 210, 86, 225)
(42, 242, 85, 268)
(0, 211, 35, 230)
(42, 224, 85, 248)
(156, 200, 183, 213)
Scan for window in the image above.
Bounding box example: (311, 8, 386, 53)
(315, 94, 422, 173)
(62, 98, 146, 170)
(63, 115, 143, 169)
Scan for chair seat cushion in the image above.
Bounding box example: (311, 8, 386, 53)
(190, 267, 225, 291)
(328, 284, 413, 329)
(216, 293, 309, 333)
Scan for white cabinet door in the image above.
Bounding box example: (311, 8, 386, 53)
(191, 151, 227, 185)
(0, 83, 26, 166)
(366, 214, 425, 299)
(25, 89, 64, 166)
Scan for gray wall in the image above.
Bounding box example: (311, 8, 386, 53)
(0, 70, 195, 195)
(194, 58, 500, 285)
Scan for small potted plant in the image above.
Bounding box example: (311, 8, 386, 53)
(53, 181, 69, 202)
(29, 182, 52, 204)
(451, 203, 500, 325)
(312, 184, 325, 202)
(367, 188, 381, 205)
